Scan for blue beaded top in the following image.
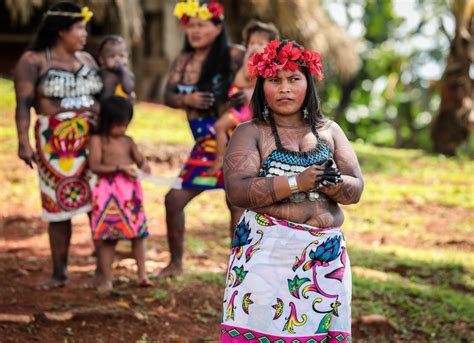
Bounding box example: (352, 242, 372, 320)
(258, 122, 333, 177)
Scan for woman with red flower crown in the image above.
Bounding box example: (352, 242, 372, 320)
(220, 40, 363, 341)
(14, 2, 102, 290)
(159, 0, 246, 277)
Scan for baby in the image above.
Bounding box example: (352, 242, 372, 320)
(97, 35, 135, 100)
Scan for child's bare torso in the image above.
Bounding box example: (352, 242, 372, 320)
(100, 135, 136, 167)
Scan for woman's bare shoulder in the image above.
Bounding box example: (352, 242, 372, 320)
(17, 50, 42, 66)
(76, 51, 98, 67)
(234, 119, 262, 133)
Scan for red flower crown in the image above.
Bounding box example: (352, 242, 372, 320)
(248, 40, 324, 80)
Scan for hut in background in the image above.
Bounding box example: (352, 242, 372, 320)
(1, 0, 359, 102)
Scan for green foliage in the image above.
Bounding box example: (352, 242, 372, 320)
(320, 0, 471, 153)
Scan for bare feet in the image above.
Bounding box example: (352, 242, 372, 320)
(157, 262, 183, 278)
(138, 277, 154, 287)
(35, 278, 67, 291)
(96, 280, 113, 293)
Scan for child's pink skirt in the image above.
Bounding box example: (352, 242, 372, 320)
(91, 173, 148, 240)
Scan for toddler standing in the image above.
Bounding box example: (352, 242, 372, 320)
(89, 96, 151, 291)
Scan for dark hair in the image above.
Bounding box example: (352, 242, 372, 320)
(250, 67, 323, 129)
(242, 20, 280, 46)
(31, 2, 83, 51)
(182, 1, 232, 117)
(96, 96, 134, 135)
(98, 35, 126, 55)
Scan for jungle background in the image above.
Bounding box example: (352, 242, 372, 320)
(0, 0, 473, 342)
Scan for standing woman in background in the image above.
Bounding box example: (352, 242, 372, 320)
(160, 0, 245, 277)
(14, 2, 102, 290)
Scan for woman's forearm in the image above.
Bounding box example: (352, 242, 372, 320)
(226, 175, 294, 209)
(15, 103, 31, 145)
(321, 175, 363, 205)
(164, 84, 185, 109)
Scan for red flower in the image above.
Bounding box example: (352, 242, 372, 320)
(248, 52, 263, 77)
(303, 50, 324, 80)
(264, 40, 280, 60)
(258, 61, 277, 78)
(277, 42, 303, 72)
(181, 15, 189, 26)
(208, 2, 224, 19)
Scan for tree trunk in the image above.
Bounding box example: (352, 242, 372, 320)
(431, 1, 473, 155)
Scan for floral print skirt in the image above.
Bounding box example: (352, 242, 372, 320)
(35, 112, 95, 222)
(221, 210, 352, 342)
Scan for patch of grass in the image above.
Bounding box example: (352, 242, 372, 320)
(353, 276, 474, 341)
(194, 271, 226, 286)
(129, 104, 193, 146)
(350, 245, 474, 293)
(147, 289, 170, 302)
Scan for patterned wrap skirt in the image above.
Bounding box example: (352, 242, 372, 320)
(171, 117, 224, 190)
(35, 111, 95, 222)
(91, 173, 148, 240)
(221, 210, 352, 342)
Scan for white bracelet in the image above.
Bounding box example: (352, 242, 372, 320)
(288, 175, 299, 194)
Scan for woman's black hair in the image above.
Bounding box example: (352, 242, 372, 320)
(96, 96, 133, 135)
(31, 2, 83, 51)
(182, 1, 232, 117)
(250, 67, 324, 129)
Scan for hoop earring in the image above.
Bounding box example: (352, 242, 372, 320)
(303, 107, 309, 120)
(263, 104, 270, 122)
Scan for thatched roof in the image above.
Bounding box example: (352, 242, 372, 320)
(5, 0, 143, 43)
(223, 0, 360, 78)
(6, 0, 359, 78)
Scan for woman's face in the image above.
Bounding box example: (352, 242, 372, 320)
(263, 68, 308, 117)
(185, 17, 222, 49)
(58, 20, 88, 52)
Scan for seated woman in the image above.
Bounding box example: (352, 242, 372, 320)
(220, 40, 364, 341)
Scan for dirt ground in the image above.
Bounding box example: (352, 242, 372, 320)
(0, 150, 472, 342)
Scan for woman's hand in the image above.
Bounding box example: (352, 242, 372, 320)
(295, 165, 326, 192)
(18, 142, 36, 168)
(183, 92, 215, 109)
(318, 159, 343, 187)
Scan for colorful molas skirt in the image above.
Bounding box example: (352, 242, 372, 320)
(221, 210, 352, 342)
(35, 111, 95, 222)
(171, 118, 224, 190)
(91, 173, 148, 240)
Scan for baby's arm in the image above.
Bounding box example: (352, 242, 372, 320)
(100, 70, 120, 98)
(118, 65, 135, 95)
